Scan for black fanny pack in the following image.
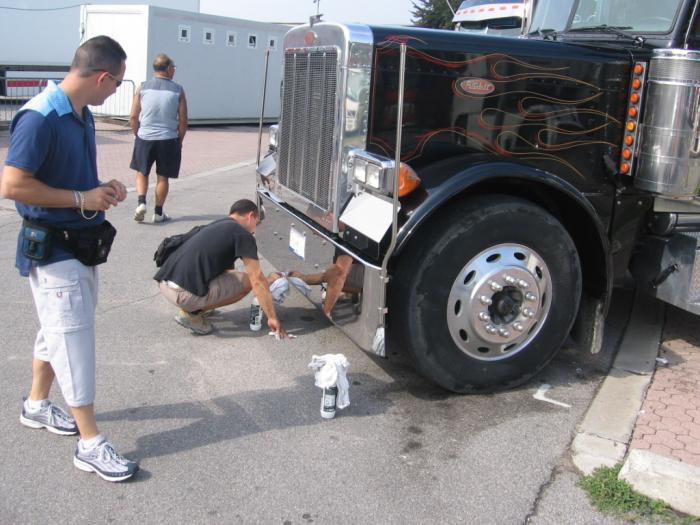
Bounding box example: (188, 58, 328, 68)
(22, 219, 117, 267)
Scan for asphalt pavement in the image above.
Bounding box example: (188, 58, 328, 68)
(0, 125, 678, 524)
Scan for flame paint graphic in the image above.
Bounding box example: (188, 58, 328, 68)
(370, 38, 621, 178)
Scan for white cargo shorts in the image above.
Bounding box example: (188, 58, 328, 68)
(29, 259, 98, 407)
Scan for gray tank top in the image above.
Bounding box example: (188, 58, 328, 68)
(137, 77, 183, 140)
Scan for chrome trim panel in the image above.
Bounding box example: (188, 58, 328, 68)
(636, 49, 700, 198)
(256, 189, 385, 354)
(633, 232, 700, 315)
(270, 23, 373, 232)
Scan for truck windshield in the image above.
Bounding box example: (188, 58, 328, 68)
(528, 0, 577, 34)
(569, 0, 682, 33)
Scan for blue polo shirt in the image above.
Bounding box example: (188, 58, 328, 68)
(5, 81, 105, 276)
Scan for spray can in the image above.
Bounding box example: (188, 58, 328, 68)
(249, 296, 262, 331)
(320, 385, 338, 419)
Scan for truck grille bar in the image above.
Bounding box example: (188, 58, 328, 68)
(278, 48, 338, 211)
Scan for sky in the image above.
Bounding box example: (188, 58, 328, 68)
(199, 0, 418, 26)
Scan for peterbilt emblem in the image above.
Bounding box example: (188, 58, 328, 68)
(304, 31, 317, 45)
(457, 77, 496, 96)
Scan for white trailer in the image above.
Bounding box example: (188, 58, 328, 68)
(82, 4, 289, 123)
(0, 0, 198, 69)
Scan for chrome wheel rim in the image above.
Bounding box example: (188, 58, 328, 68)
(446, 243, 552, 361)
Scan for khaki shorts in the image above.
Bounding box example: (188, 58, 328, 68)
(158, 271, 248, 312)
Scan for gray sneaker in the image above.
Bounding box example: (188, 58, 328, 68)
(20, 399, 78, 436)
(73, 439, 139, 482)
(174, 309, 213, 335)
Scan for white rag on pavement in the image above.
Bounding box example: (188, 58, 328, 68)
(308, 354, 350, 409)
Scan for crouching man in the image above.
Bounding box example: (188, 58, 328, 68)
(154, 199, 288, 338)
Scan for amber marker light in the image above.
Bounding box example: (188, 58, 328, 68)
(398, 163, 421, 197)
(634, 64, 644, 75)
(632, 78, 642, 90)
(630, 92, 640, 104)
(626, 121, 636, 132)
(625, 135, 634, 146)
(623, 149, 632, 160)
(620, 163, 630, 174)
(628, 107, 638, 118)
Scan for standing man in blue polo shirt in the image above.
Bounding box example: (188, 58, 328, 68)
(1, 36, 139, 482)
(129, 53, 188, 223)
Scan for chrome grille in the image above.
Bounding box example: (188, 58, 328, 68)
(278, 48, 338, 211)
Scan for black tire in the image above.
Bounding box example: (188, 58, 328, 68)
(390, 194, 582, 393)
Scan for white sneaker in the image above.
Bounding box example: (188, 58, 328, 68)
(133, 203, 147, 222)
(152, 212, 171, 223)
(74, 439, 139, 482)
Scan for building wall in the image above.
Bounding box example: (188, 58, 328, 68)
(83, 5, 287, 121)
(0, 0, 199, 67)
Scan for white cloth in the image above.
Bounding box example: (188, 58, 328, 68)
(308, 354, 350, 409)
(269, 277, 290, 304)
(287, 275, 312, 298)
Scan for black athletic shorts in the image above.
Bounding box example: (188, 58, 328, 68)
(130, 137, 181, 178)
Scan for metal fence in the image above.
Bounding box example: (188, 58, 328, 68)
(0, 78, 135, 124)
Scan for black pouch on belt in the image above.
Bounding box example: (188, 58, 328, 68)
(56, 220, 117, 266)
(21, 219, 53, 261)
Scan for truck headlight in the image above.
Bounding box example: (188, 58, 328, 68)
(353, 158, 367, 183)
(366, 163, 381, 189)
(348, 149, 421, 197)
(268, 124, 279, 151)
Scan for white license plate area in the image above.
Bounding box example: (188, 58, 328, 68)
(289, 226, 306, 260)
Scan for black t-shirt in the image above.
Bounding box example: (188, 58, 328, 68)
(154, 218, 258, 296)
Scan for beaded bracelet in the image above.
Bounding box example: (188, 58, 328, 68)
(78, 191, 98, 220)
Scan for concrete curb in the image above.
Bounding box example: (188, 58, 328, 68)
(619, 449, 700, 517)
(572, 292, 664, 475)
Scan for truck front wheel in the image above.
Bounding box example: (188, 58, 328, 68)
(390, 194, 582, 393)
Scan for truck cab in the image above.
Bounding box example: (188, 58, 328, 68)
(256, 0, 700, 393)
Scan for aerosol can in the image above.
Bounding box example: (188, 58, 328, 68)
(249, 296, 262, 331)
(320, 385, 338, 419)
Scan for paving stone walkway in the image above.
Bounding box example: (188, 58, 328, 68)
(630, 306, 700, 468)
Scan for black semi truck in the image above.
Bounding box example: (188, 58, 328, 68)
(255, 0, 700, 393)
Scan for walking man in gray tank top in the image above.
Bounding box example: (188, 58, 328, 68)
(129, 53, 187, 223)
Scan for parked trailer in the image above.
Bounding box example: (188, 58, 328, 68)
(255, 0, 700, 393)
(81, 4, 289, 123)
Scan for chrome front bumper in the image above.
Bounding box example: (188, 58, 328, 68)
(255, 188, 386, 356)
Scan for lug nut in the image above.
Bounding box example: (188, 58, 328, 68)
(504, 275, 516, 284)
(498, 328, 510, 338)
(513, 322, 524, 331)
(523, 308, 535, 318)
(525, 292, 536, 302)
(478, 312, 490, 321)
(480, 295, 492, 305)
(489, 281, 503, 292)
(517, 279, 529, 289)
(486, 324, 497, 334)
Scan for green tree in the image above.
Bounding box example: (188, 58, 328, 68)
(411, 0, 461, 29)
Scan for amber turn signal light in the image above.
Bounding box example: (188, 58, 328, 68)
(398, 163, 421, 197)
